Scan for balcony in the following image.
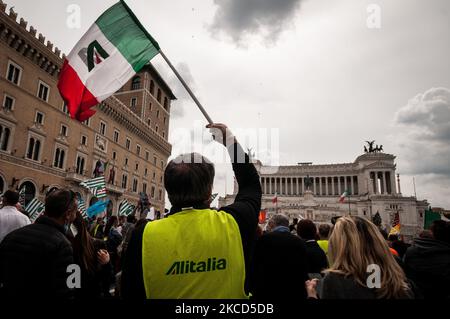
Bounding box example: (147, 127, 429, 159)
(106, 183, 125, 195)
(65, 172, 86, 183)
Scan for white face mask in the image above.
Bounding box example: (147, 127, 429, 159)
(70, 223, 78, 237)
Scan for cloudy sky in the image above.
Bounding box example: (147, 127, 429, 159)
(6, 0, 450, 207)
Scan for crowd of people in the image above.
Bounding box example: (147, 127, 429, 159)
(0, 123, 449, 299)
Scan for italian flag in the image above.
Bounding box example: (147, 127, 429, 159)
(58, 1, 160, 121)
(272, 193, 278, 204)
(339, 190, 349, 203)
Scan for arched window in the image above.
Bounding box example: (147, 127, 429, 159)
(27, 138, 35, 159)
(81, 158, 85, 173)
(53, 147, 66, 168)
(149, 80, 154, 94)
(54, 149, 60, 167)
(46, 186, 59, 196)
(157, 89, 161, 103)
(0, 127, 10, 151)
(0, 175, 5, 194)
(76, 156, 85, 175)
(163, 97, 168, 110)
(132, 178, 138, 193)
(33, 140, 41, 161)
(19, 181, 36, 207)
(122, 174, 128, 189)
(59, 150, 65, 169)
(131, 76, 141, 90)
(142, 182, 147, 194)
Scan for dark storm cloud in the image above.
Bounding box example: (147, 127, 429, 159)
(209, 0, 303, 43)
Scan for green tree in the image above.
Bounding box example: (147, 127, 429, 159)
(372, 212, 382, 227)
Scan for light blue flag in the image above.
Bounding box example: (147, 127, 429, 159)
(86, 199, 110, 218)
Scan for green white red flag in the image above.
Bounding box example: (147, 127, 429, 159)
(339, 190, 349, 203)
(58, 0, 160, 121)
(272, 192, 278, 204)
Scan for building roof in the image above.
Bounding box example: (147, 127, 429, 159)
(143, 63, 177, 100)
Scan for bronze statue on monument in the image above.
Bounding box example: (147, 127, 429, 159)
(364, 140, 384, 153)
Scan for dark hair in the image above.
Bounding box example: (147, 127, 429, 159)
(391, 239, 408, 259)
(379, 228, 388, 240)
(318, 224, 331, 239)
(135, 218, 149, 229)
(105, 216, 118, 236)
(127, 214, 137, 224)
(45, 189, 76, 219)
(164, 153, 215, 208)
(431, 220, 450, 243)
(256, 225, 263, 238)
(331, 216, 342, 225)
(419, 229, 433, 239)
(297, 219, 317, 240)
(388, 234, 399, 242)
(3, 190, 19, 205)
(71, 211, 97, 274)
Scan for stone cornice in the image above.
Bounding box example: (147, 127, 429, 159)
(0, 106, 17, 123)
(0, 5, 63, 79)
(0, 151, 66, 177)
(260, 164, 360, 176)
(363, 161, 396, 170)
(99, 96, 172, 156)
(355, 152, 396, 163)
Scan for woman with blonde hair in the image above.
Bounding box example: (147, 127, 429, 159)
(305, 216, 415, 299)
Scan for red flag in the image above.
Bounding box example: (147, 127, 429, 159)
(259, 210, 267, 224)
(272, 194, 278, 204)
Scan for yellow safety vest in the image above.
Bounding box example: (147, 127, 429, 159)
(317, 240, 329, 255)
(142, 208, 248, 299)
(93, 224, 100, 237)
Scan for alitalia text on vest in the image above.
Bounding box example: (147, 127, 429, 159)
(166, 257, 227, 275)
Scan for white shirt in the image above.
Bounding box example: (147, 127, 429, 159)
(146, 207, 155, 220)
(0, 205, 31, 243)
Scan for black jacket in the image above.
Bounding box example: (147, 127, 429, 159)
(0, 216, 74, 298)
(321, 272, 415, 299)
(249, 228, 308, 300)
(71, 238, 113, 299)
(304, 240, 328, 274)
(403, 237, 450, 299)
(121, 142, 262, 298)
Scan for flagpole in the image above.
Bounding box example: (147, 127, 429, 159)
(158, 50, 214, 124)
(348, 195, 351, 215)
